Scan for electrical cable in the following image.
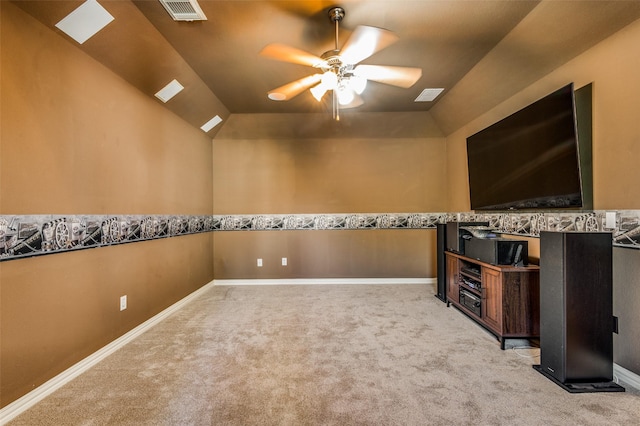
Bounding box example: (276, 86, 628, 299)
(511, 346, 540, 359)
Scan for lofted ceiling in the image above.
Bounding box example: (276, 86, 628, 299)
(11, 0, 640, 137)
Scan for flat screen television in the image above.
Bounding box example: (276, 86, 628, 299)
(466, 83, 584, 210)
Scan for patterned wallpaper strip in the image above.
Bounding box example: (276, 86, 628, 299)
(1, 211, 639, 261)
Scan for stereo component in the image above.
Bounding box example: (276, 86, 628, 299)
(464, 237, 528, 266)
(459, 288, 481, 317)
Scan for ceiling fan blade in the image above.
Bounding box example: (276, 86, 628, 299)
(260, 43, 324, 67)
(268, 74, 323, 101)
(353, 65, 422, 88)
(339, 26, 399, 65)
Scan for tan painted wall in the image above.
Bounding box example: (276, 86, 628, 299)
(213, 136, 445, 214)
(213, 229, 434, 279)
(444, 17, 640, 375)
(213, 114, 446, 279)
(0, 3, 214, 407)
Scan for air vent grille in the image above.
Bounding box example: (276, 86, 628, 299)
(159, 0, 207, 21)
(415, 88, 444, 102)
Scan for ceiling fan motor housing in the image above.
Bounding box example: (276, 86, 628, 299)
(319, 49, 349, 72)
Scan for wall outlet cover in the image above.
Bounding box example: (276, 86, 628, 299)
(605, 211, 617, 229)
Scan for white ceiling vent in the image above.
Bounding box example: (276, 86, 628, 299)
(415, 88, 444, 102)
(159, 0, 207, 21)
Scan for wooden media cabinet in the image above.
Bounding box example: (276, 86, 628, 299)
(445, 251, 540, 349)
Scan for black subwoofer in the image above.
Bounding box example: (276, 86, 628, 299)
(534, 231, 623, 392)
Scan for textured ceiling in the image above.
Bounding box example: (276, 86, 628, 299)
(12, 0, 640, 137)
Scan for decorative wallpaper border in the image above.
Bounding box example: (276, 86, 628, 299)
(1, 210, 640, 261)
(0, 215, 215, 262)
(452, 210, 640, 244)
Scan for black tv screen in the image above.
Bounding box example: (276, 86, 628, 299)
(466, 83, 583, 210)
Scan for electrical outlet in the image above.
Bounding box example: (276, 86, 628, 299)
(257, 258, 263, 267)
(282, 257, 287, 266)
(120, 295, 127, 311)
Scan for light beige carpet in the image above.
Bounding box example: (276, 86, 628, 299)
(7, 284, 640, 425)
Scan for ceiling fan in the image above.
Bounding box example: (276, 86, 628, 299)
(260, 6, 422, 120)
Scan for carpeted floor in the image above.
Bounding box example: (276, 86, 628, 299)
(7, 284, 640, 425)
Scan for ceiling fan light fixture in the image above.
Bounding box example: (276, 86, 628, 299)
(337, 86, 355, 106)
(260, 6, 421, 120)
(310, 84, 327, 102)
(320, 71, 338, 90)
(350, 76, 367, 95)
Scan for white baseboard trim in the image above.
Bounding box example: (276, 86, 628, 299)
(0, 280, 216, 425)
(213, 278, 436, 286)
(614, 363, 640, 391)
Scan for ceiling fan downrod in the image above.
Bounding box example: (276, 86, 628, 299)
(328, 7, 345, 51)
(328, 7, 345, 120)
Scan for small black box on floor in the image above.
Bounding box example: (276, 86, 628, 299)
(464, 237, 528, 266)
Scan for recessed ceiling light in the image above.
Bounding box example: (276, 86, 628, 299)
(201, 115, 223, 132)
(55, 0, 114, 44)
(268, 92, 287, 101)
(415, 88, 444, 102)
(155, 79, 184, 103)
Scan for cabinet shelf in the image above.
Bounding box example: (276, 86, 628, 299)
(460, 266, 481, 281)
(459, 281, 481, 296)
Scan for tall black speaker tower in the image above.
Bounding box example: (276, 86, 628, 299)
(435, 223, 447, 302)
(534, 231, 623, 392)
